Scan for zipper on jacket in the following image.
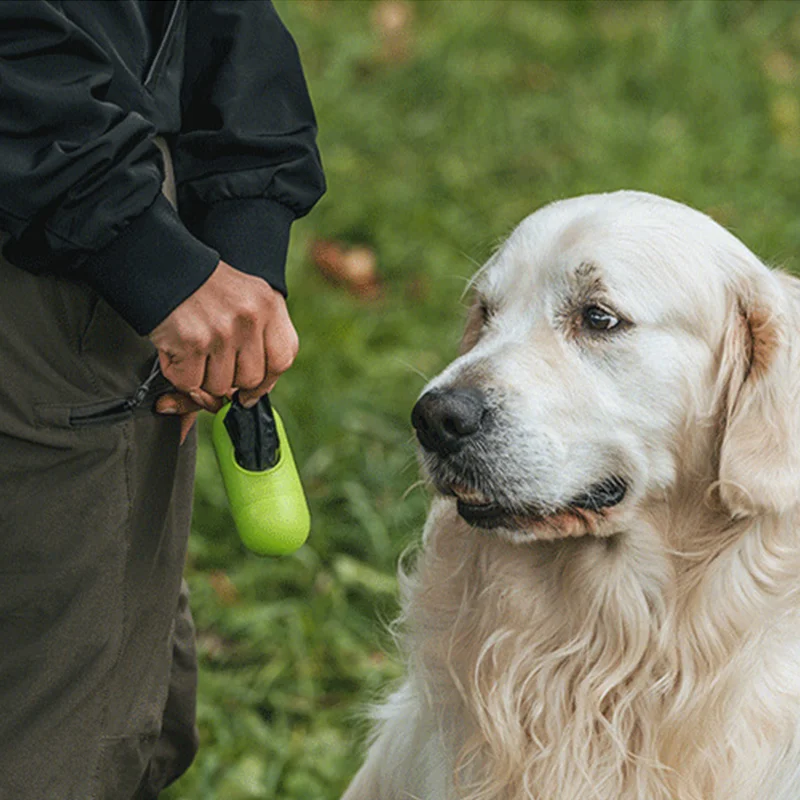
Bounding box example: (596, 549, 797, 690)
(143, 0, 184, 90)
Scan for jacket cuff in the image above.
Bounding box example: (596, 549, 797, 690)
(197, 198, 295, 297)
(80, 194, 220, 335)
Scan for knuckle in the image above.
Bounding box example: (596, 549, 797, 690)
(173, 318, 200, 343)
(240, 297, 261, 320)
(182, 329, 210, 353)
(212, 318, 235, 342)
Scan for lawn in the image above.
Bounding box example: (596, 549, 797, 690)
(164, 1, 800, 797)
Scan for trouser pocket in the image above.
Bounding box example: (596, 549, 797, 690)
(67, 357, 172, 427)
(0, 254, 160, 433)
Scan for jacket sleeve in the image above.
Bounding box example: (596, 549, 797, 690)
(174, 0, 326, 297)
(0, 1, 220, 335)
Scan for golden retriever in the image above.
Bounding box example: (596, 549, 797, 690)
(342, 191, 800, 800)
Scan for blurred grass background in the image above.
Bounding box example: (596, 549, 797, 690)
(164, 1, 800, 797)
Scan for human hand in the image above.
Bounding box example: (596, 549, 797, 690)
(151, 260, 299, 441)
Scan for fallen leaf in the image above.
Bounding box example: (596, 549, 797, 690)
(208, 570, 240, 606)
(371, 0, 414, 64)
(310, 239, 382, 299)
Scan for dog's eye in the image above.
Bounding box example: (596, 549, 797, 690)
(480, 299, 494, 326)
(582, 305, 620, 332)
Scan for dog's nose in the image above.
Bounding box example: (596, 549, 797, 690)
(411, 388, 488, 456)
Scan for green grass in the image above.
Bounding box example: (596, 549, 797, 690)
(164, 1, 800, 797)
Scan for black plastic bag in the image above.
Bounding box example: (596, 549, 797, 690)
(223, 394, 280, 472)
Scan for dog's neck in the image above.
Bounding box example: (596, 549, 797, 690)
(407, 496, 800, 800)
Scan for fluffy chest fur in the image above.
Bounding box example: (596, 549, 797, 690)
(403, 500, 800, 800)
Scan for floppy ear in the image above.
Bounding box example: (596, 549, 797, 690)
(718, 272, 800, 517)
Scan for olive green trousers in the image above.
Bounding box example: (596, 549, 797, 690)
(0, 149, 199, 799)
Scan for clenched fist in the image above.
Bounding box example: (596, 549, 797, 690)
(151, 260, 298, 440)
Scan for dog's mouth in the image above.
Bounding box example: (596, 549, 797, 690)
(445, 476, 628, 529)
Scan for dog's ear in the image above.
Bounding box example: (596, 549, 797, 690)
(718, 272, 800, 517)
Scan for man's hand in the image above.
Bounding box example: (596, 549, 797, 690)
(151, 260, 299, 441)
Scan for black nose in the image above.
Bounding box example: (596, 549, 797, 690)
(411, 388, 488, 456)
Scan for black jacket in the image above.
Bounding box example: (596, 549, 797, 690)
(0, 0, 325, 334)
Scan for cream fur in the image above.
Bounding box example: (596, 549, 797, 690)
(342, 191, 800, 800)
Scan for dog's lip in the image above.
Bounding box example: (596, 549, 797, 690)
(570, 476, 627, 512)
(456, 497, 527, 528)
(449, 483, 493, 506)
(446, 477, 628, 529)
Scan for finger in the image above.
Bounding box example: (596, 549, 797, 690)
(264, 314, 299, 390)
(202, 342, 237, 397)
(238, 330, 299, 408)
(187, 387, 227, 413)
(237, 384, 268, 409)
(155, 392, 204, 416)
(159, 350, 208, 395)
(180, 412, 198, 445)
(233, 334, 267, 391)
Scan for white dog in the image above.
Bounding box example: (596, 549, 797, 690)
(342, 191, 800, 800)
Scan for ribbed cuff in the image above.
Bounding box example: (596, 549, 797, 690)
(199, 198, 295, 296)
(80, 194, 221, 335)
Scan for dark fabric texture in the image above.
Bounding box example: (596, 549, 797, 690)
(0, 255, 199, 800)
(79, 194, 220, 335)
(0, 0, 325, 334)
(199, 197, 295, 297)
(175, 1, 326, 220)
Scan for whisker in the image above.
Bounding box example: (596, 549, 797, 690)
(402, 479, 428, 500)
(391, 357, 431, 384)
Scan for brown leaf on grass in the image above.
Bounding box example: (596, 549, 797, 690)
(208, 569, 240, 606)
(371, 0, 414, 64)
(310, 239, 382, 299)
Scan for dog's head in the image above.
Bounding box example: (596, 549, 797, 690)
(412, 191, 800, 542)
